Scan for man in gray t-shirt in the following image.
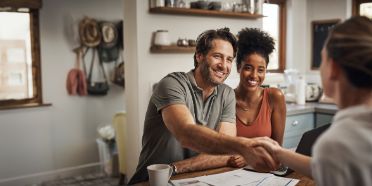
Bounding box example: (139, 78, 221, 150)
(129, 28, 277, 184)
(129, 70, 236, 184)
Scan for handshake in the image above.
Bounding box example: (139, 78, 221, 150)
(229, 137, 285, 172)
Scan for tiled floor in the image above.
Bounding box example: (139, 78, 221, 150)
(41, 172, 120, 186)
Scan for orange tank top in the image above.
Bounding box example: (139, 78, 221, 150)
(236, 88, 272, 138)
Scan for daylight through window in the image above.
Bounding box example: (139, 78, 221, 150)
(0, 4, 43, 109)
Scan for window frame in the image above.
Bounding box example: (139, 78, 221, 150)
(264, 0, 287, 73)
(352, 0, 372, 16)
(0, 7, 44, 109)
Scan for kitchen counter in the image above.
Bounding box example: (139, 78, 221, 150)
(286, 102, 338, 116)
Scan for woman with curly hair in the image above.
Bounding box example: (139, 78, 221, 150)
(228, 28, 286, 167)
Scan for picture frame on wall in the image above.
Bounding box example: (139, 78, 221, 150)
(311, 19, 341, 70)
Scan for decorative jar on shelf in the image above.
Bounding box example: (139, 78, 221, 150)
(154, 30, 171, 46)
(154, 0, 165, 7)
(254, 0, 264, 14)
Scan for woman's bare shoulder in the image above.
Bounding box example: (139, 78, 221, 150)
(267, 88, 285, 107)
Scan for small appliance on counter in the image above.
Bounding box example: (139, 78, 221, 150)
(305, 83, 322, 102)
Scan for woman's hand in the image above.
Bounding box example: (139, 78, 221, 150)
(237, 137, 279, 172)
(253, 137, 282, 159)
(227, 155, 247, 168)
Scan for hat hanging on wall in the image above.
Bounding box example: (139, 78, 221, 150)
(100, 22, 119, 48)
(98, 21, 121, 62)
(79, 17, 101, 47)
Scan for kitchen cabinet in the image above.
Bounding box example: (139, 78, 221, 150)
(283, 113, 314, 148)
(283, 103, 337, 149)
(315, 113, 334, 128)
(149, 7, 264, 19)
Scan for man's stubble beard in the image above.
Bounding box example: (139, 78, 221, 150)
(199, 59, 229, 87)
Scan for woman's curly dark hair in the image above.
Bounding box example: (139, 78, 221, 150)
(236, 28, 275, 71)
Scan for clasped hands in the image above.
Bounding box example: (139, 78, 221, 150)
(228, 137, 283, 172)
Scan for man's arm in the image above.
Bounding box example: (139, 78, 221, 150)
(171, 122, 237, 174)
(162, 104, 278, 172)
(171, 154, 230, 174)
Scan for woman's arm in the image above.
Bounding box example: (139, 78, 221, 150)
(255, 137, 313, 177)
(268, 88, 286, 145)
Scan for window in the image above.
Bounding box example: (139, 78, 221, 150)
(263, 0, 286, 72)
(353, 0, 372, 18)
(0, 0, 44, 109)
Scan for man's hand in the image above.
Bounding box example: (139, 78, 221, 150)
(238, 137, 280, 172)
(253, 137, 282, 160)
(227, 155, 246, 168)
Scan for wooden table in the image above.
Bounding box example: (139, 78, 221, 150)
(135, 167, 315, 186)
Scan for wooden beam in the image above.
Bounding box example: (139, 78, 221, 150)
(0, 0, 42, 9)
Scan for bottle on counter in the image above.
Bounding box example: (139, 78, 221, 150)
(296, 75, 306, 105)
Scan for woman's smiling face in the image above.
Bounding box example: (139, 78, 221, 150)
(238, 53, 267, 91)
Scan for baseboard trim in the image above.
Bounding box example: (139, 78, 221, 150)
(0, 162, 101, 186)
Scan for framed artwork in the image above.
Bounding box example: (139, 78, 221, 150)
(311, 19, 340, 70)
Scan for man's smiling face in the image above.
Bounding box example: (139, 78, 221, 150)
(197, 39, 234, 87)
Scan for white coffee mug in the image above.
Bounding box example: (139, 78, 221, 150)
(147, 164, 173, 186)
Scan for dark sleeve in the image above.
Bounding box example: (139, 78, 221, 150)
(151, 76, 186, 112)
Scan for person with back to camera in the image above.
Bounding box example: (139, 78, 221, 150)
(255, 16, 372, 186)
(128, 28, 278, 185)
(227, 28, 287, 168)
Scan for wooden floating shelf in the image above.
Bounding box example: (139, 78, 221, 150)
(149, 7, 264, 19)
(150, 45, 195, 53)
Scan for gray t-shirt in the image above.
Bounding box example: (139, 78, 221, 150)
(128, 70, 236, 184)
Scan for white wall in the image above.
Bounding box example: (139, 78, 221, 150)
(286, 0, 307, 73)
(123, 0, 262, 178)
(285, 0, 349, 84)
(305, 0, 348, 84)
(0, 0, 125, 185)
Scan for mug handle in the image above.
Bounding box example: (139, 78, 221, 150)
(168, 165, 173, 180)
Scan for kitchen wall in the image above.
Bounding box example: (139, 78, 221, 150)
(304, 0, 350, 83)
(0, 0, 352, 185)
(0, 0, 125, 185)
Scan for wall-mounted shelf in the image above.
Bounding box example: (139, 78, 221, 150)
(150, 45, 195, 53)
(149, 7, 264, 19)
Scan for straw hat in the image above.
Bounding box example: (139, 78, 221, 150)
(100, 22, 119, 48)
(79, 17, 101, 47)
